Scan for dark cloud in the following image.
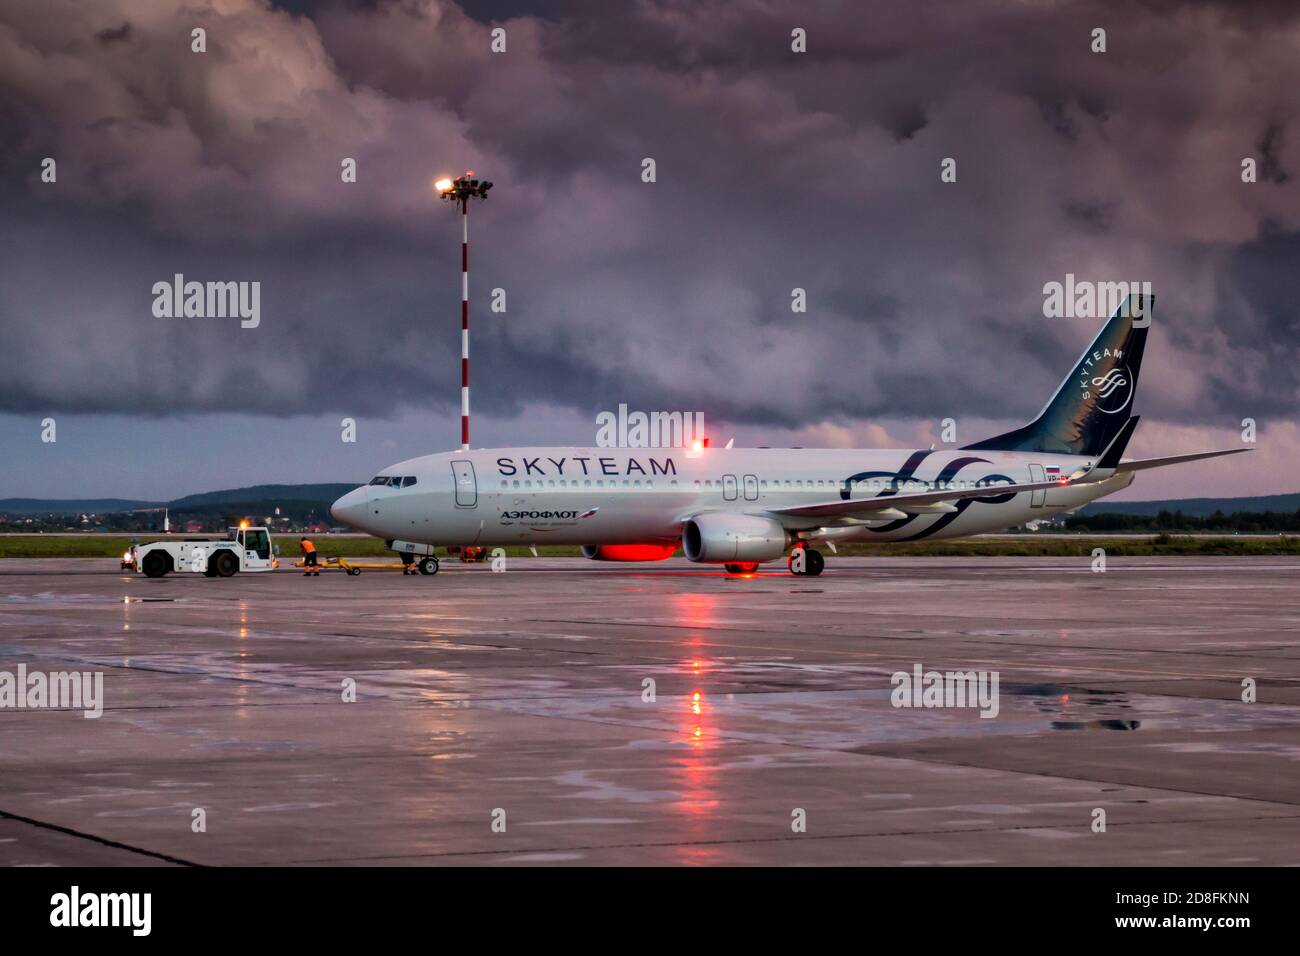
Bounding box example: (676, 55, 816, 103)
(94, 22, 132, 44)
(1, 0, 1297, 442)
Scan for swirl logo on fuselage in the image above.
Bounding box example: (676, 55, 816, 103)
(839, 451, 1015, 541)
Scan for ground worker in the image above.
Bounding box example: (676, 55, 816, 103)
(300, 537, 320, 576)
(399, 552, 416, 576)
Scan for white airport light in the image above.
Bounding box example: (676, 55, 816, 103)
(437, 171, 493, 450)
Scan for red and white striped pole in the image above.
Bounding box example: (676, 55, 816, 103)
(460, 198, 470, 451)
(438, 172, 491, 452)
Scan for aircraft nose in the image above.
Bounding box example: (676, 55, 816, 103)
(330, 487, 370, 529)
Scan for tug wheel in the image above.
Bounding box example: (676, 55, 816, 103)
(213, 550, 239, 578)
(142, 551, 169, 578)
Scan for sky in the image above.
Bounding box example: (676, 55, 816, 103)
(1, 0, 1296, 500)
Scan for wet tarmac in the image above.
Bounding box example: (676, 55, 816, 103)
(1, 555, 1297, 866)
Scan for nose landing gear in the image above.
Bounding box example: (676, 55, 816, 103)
(788, 546, 824, 576)
(417, 556, 440, 575)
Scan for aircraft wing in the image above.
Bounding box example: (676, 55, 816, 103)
(767, 474, 1079, 520)
(1115, 448, 1252, 473)
(766, 442, 1252, 522)
(1084, 418, 1252, 474)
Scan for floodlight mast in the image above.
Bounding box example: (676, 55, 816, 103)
(436, 172, 493, 451)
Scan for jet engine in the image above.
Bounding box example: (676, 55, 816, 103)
(580, 544, 677, 561)
(681, 513, 789, 563)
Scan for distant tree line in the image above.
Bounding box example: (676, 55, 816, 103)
(1066, 509, 1300, 533)
(0, 498, 336, 534)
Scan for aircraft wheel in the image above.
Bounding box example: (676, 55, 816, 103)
(418, 556, 440, 576)
(804, 548, 825, 576)
(724, 563, 759, 574)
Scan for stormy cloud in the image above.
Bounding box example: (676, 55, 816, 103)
(1, 0, 1296, 475)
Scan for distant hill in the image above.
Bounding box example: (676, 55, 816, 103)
(0, 484, 358, 516)
(166, 484, 358, 510)
(1078, 492, 1300, 518)
(0, 498, 158, 515)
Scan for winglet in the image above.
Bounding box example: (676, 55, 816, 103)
(1068, 415, 1138, 483)
(1098, 415, 1140, 470)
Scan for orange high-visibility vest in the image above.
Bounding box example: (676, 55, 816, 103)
(301, 540, 316, 553)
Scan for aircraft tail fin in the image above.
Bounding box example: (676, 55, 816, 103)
(965, 292, 1151, 457)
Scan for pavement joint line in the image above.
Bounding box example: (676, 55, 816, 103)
(445, 707, 1300, 810)
(0, 808, 199, 866)
(848, 751, 1300, 810)
(509, 623, 1300, 680)
(4, 648, 1300, 709)
(257, 812, 1300, 866)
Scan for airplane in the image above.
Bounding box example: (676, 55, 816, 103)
(330, 293, 1250, 576)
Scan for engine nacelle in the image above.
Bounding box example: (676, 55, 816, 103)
(581, 543, 677, 562)
(681, 513, 789, 563)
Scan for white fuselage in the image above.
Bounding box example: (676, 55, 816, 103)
(330, 446, 1135, 547)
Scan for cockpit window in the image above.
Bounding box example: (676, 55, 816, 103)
(402, 476, 417, 487)
(387, 476, 403, 488)
(369, 476, 390, 485)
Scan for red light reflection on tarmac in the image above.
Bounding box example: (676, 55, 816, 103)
(673, 683, 723, 862)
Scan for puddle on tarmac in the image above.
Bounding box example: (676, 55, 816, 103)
(476, 678, 1300, 751)
(1004, 684, 1288, 733)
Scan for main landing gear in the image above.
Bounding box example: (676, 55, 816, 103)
(788, 546, 824, 577)
(723, 562, 760, 574)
